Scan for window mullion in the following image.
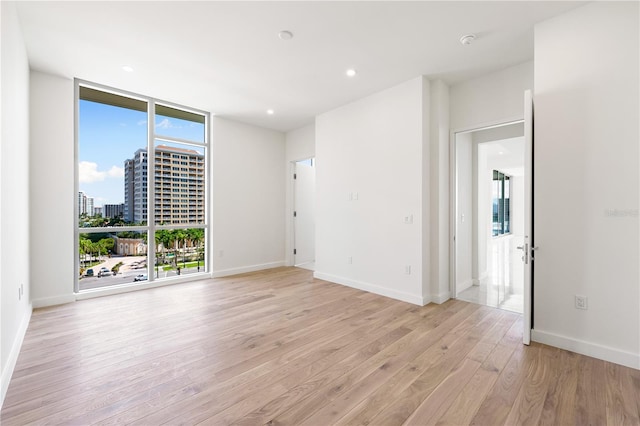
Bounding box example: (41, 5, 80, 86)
(148, 100, 156, 282)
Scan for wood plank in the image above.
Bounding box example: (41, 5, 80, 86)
(503, 343, 559, 425)
(605, 360, 640, 424)
(405, 314, 521, 426)
(0, 267, 635, 426)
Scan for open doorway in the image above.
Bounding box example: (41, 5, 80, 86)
(453, 122, 525, 313)
(293, 158, 315, 270)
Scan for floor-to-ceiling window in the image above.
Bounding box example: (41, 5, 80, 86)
(75, 81, 209, 292)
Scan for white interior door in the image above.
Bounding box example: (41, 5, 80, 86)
(294, 159, 316, 267)
(522, 90, 534, 345)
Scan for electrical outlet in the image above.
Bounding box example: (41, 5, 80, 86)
(404, 214, 413, 224)
(405, 265, 411, 275)
(575, 295, 588, 310)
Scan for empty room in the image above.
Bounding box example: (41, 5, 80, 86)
(1, 1, 638, 425)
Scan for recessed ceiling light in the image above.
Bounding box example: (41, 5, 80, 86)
(278, 30, 293, 40)
(122, 65, 134, 72)
(267, 109, 275, 115)
(498, 151, 504, 155)
(460, 34, 476, 46)
(346, 69, 357, 77)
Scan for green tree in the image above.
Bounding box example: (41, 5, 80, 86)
(98, 238, 114, 256)
(156, 229, 174, 265)
(187, 228, 205, 271)
(174, 229, 188, 268)
(79, 236, 92, 266)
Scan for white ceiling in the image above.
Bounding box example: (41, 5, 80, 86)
(15, 1, 584, 133)
(482, 137, 525, 175)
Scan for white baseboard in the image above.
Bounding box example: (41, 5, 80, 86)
(532, 329, 640, 370)
(212, 261, 285, 278)
(313, 272, 425, 306)
(430, 290, 451, 304)
(1, 303, 32, 409)
(457, 279, 473, 293)
(32, 293, 75, 309)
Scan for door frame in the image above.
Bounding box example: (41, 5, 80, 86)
(449, 117, 529, 333)
(287, 157, 315, 267)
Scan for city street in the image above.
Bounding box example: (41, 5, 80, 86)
(79, 255, 204, 290)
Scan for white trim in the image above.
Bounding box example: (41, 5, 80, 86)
(532, 329, 640, 370)
(314, 272, 426, 306)
(456, 279, 473, 293)
(1, 304, 32, 409)
(212, 261, 285, 278)
(32, 294, 75, 309)
(451, 116, 524, 136)
(75, 273, 211, 301)
(430, 290, 451, 304)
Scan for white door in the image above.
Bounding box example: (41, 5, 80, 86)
(521, 90, 534, 345)
(294, 159, 316, 267)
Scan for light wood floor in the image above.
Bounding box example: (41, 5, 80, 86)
(2, 267, 639, 425)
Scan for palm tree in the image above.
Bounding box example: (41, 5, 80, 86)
(187, 228, 205, 271)
(155, 229, 174, 276)
(79, 236, 92, 267)
(174, 229, 188, 269)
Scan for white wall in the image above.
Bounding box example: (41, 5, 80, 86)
(315, 77, 428, 305)
(450, 61, 533, 131)
(1, 1, 32, 405)
(286, 124, 315, 163)
(428, 80, 450, 303)
(533, 1, 639, 369)
(30, 72, 75, 307)
(211, 117, 286, 276)
(455, 133, 473, 293)
(509, 175, 524, 290)
(285, 123, 315, 266)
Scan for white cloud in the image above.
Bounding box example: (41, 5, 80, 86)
(79, 161, 105, 183)
(79, 161, 123, 183)
(156, 118, 182, 130)
(137, 120, 147, 126)
(156, 118, 172, 129)
(107, 165, 124, 178)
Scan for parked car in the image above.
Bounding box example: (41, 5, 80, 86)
(98, 267, 112, 277)
(134, 274, 147, 282)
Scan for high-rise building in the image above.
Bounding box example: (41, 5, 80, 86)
(124, 149, 147, 223)
(86, 197, 94, 217)
(124, 145, 204, 225)
(78, 191, 95, 216)
(103, 203, 124, 219)
(78, 191, 85, 216)
(94, 206, 103, 217)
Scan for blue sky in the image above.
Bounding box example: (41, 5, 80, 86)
(79, 100, 205, 207)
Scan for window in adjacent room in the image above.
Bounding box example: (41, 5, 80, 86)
(492, 170, 511, 237)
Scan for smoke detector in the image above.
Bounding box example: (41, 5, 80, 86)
(460, 34, 476, 46)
